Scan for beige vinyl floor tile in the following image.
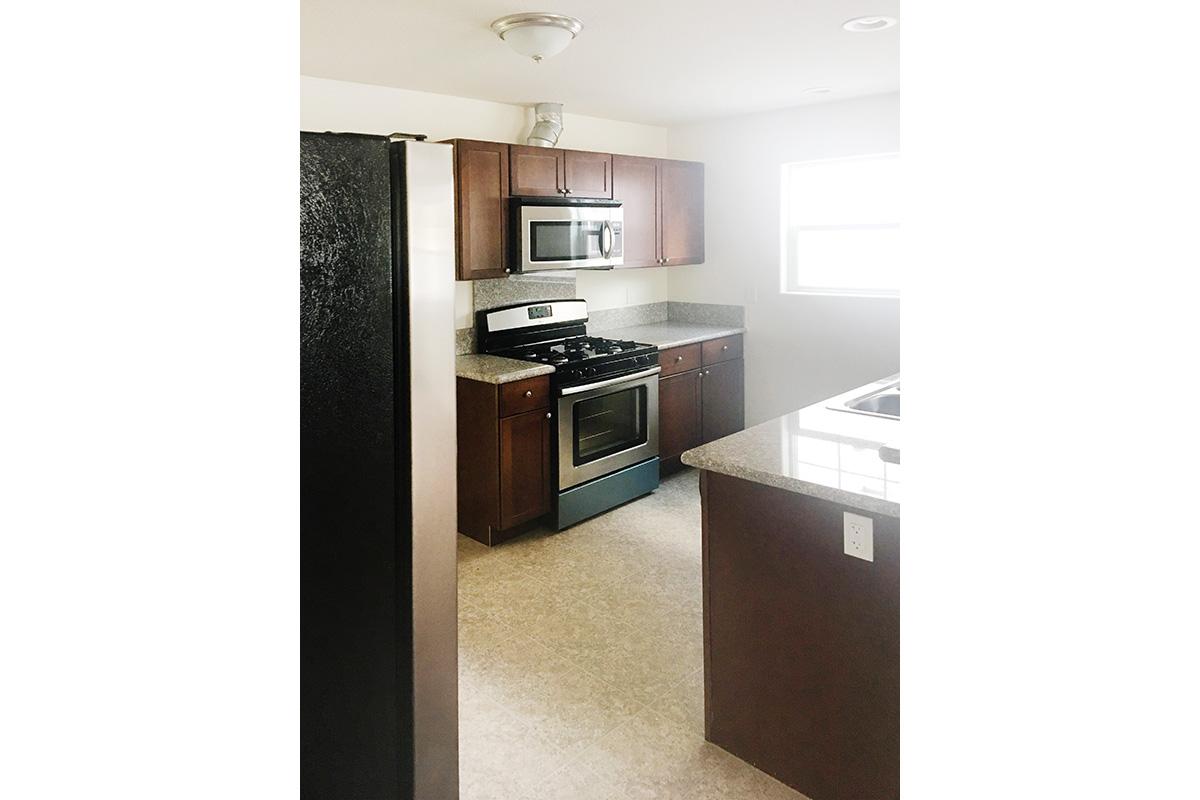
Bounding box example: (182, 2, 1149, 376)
(457, 467, 808, 800)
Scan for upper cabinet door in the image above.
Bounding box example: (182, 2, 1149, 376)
(563, 150, 613, 199)
(660, 160, 705, 266)
(611, 155, 659, 267)
(510, 144, 563, 197)
(453, 139, 509, 281)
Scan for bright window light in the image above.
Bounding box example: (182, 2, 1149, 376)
(780, 153, 900, 296)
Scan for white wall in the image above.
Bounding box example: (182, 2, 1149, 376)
(301, 76, 670, 327)
(667, 93, 901, 425)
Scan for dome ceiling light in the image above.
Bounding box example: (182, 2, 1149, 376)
(490, 12, 584, 63)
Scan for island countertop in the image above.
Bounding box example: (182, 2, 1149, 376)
(681, 374, 900, 517)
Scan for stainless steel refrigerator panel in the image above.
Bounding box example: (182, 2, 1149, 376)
(400, 140, 459, 800)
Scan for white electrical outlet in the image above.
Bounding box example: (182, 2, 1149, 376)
(843, 512, 874, 562)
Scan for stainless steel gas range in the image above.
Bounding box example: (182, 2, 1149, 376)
(476, 300, 659, 529)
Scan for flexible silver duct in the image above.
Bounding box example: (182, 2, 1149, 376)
(526, 102, 564, 148)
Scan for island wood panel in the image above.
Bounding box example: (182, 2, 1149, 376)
(612, 154, 660, 267)
(452, 139, 509, 281)
(510, 144, 563, 197)
(564, 150, 613, 198)
(660, 159, 705, 265)
(700, 358, 744, 443)
(701, 470, 900, 800)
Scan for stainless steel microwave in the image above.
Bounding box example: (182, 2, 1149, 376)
(511, 198, 623, 272)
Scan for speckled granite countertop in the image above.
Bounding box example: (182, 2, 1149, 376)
(598, 322, 746, 349)
(682, 375, 901, 517)
(455, 354, 555, 384)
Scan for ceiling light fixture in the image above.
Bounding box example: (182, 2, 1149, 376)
(842, 16, 898, 32)
(490, 13, 584, 63)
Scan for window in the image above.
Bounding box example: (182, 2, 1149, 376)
(781, 153, 900, 296)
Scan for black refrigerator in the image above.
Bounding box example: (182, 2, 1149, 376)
(300, 133, 458, 800)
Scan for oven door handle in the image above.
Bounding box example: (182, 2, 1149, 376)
(559, 366, 662, 396)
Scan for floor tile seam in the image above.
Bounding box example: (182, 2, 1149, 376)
(478, 695, 575, 763)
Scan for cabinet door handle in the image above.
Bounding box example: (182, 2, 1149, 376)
(662, 258, 669, 264)
(525, 390, 533, 398)
(722, 345, 728, 351)
(675, 355, 683, 363)
(545, 412, 552, 419)
(565, 188, 572, 194)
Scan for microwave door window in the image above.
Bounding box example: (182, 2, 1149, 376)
(531, 221, 604, 262)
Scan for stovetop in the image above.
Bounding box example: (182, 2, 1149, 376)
(497, 335, 659, 389)
(504, 335, 649, 365)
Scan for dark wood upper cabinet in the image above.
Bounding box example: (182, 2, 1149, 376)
(659, 370, 702, 462)
(701, 358, 745, 443)
(446, 138, 703, 277)
(499, 408, 551, 529)
(611, 154, 660, 267)
(450, 139, 509, 281)
(563, 150, 613, 199)
(510, 144, 563, 197)
(660, 159, 705, 266)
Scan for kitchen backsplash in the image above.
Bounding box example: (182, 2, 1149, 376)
(456, 277, 743, 354)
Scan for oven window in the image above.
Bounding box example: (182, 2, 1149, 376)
(531, 221, 604, 262)
(573, 385, 648, 465)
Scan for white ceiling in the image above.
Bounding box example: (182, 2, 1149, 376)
(300, 0, 900, 127)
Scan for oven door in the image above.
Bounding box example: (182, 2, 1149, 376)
(557, 367, 660, 490)
(520, 203, 623, 272)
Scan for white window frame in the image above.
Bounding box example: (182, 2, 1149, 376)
(779, 153, 900, 299)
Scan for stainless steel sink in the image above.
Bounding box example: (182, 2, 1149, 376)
(830, 381, 900, 420)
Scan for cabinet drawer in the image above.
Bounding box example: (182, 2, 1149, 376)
(499, 375, 550, 417)
(659, 344, 702, 377)
(702, 335, 742, 366)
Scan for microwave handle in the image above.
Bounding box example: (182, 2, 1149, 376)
(601, 221, 613, 258)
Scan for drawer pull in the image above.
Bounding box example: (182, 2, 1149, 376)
(722, 345, 728, 351)
(524, 390, 533, 398)
(675, 355, 683, 363)
(546, 412, 552, 419)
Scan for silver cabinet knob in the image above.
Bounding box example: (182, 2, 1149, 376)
(524, 390, 533, 398)
(675, 356, 683, 363)
(662, 258, 669, 264)
(722, 345, 728, 351)
(565, 188, 572, 194)
(505, 268, 512, 273)
(545, 412, 552, 419)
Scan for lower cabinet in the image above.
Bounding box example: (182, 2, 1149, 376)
(499, 408, 552, 528)
(658, 334, 745, 471)
(659, 370, 702, 462)
(701, 359, 745, 443)
(457, 375, 552, 545)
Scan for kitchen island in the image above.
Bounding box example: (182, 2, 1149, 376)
(682, 376, 900, 800)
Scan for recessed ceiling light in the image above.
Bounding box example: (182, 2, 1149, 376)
(843, 16, 897, 32)
(801, 87, 834, 95)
